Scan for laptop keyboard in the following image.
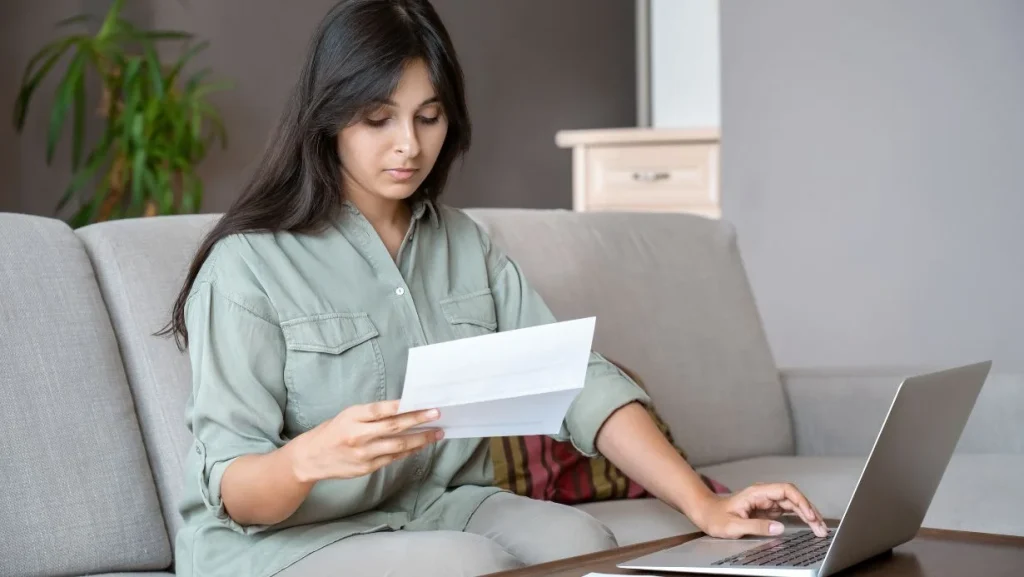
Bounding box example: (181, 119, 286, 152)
(711, 529, 833, 567)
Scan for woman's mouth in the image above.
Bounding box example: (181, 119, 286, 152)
(385, 168, 418, 182)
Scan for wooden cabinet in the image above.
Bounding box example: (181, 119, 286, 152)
(555, 128, 720, 218)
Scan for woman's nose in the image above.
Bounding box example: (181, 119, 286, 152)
(396, 122, 421, 158)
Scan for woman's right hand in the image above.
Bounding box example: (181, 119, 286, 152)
(289, 400, 443, 483)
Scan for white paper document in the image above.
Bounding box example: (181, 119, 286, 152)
(397, 317, 596, 438)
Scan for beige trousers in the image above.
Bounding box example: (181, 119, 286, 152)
(276, 492, 618, 576)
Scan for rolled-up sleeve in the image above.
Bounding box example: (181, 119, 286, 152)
(184, 281, 287, 534)
(487, 249, 650, 457)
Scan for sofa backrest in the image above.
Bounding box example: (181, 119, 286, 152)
(466, 209, 794, 466)
(72, 208, 794, 549)
(77, 214, 220, 539)
(0, 214, 171, 577)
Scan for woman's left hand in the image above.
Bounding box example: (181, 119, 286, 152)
(693, 482, 829, 539)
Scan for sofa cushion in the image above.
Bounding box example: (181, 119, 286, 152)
(0, 213, 171, 577)
(77, 214, 221, 538)
(575, 498, 699, 546)
(698, 455, 1024, 537)
(466, 209, 793, 467)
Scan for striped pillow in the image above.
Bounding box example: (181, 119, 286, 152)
(490, 359, 730, 504)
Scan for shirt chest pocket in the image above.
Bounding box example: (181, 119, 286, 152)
(440, 289, 498, 340)
(280, 313, 386, 431)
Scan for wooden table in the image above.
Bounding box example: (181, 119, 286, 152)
(487, 526, 1024, 577)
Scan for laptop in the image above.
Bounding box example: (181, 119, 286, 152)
(618, 361, 992, 577)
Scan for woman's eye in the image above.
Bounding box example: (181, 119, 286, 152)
(363, 115, 440, 127)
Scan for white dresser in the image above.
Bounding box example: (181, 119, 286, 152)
(555, 127, 721, 218)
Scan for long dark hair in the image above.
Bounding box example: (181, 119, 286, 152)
(157, 0, 470, 350)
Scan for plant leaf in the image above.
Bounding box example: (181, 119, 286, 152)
(191, 80, 232, 99)
(115, 23, 192, 43)
(190, 107, 201, 147)
(184, 67, 212, 93)
(170, 102, 186, 148)
(181, 169, 203, 214)
(120, 58, 143, 145)
(142, 169, 158, 213)
(19, 35, 79, 88)
(71, 57, 87, 170)
(165, 40, 209, 86)
(68, 175, 108, 229)
(97, 0, 124, 39)
(69, 201, 96, 229)
(55, 14, 92, 29)
(180, 181, 194, 213)
(143, 43, 165, 99)
(46, 51, 86, 165)
(13, 37, 79, 130)
(131, 145, 147, 207)
(198, 102, 228, 148)
(56, 145, 110, 214)
(154, 168, 171, 214)
(131, 112, 145, 145)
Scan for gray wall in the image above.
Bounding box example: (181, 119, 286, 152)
(1, 0, 635, 216)
(720, 0, 1024, 371)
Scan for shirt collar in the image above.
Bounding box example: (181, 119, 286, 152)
(341, 197, 439, 228)
(410, 196, 440, 228)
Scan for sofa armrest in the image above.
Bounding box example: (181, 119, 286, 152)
(780, 367, 1024, 457)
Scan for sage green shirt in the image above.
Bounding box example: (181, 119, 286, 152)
(175, 200, 649, 577)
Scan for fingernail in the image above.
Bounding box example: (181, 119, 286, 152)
(434, 429, 445, 440)
(427, 409, 439, 419)
(769, 522, 784, 535)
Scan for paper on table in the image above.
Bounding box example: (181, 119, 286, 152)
(397, 317, 596, 438)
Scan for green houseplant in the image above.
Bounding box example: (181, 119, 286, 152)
(13, 0, 229, 227)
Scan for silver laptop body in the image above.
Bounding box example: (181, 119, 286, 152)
(618, 361, 992, 577)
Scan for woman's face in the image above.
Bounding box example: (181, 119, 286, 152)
(337, 58, 449, 205)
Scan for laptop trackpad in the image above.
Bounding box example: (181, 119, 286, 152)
(683, 535, 775, 561)
(621, 535, 775, 569)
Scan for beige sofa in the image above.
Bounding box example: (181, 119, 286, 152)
(1, 209, 1020, 577)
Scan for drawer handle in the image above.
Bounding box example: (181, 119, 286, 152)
(631, 171, 671, 182)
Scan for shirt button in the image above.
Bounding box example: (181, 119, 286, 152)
(395, 287, 406, 296)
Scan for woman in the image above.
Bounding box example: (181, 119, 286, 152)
(162, 1, 827, 576)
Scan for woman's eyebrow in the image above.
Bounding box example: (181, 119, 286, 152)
(373, 96, 440, 107)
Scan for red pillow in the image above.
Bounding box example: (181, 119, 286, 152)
(490, 359, 730, 504)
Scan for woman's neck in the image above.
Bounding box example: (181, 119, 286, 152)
(345, 190, 411, 232)
(344, 189, 412, 261)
